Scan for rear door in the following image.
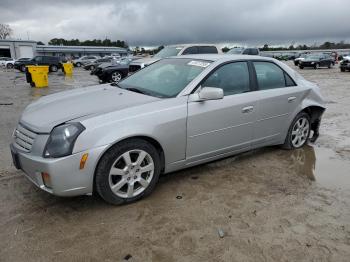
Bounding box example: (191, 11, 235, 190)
(186, 61, 258, 163)
(251, 61, 305, 147)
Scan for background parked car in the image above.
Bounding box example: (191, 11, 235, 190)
(227, 47, 260, 56)
(0, 57, 15, 68)
(83, 57, 114, 71)
(294, 53, 309, 66)
(72, 56, 100, 67)
(14, 56, 63, 72)
(94, 62, 129, 83)
(340, 56, 350, 72)
(299, 54, 334, 69)
(128, 44, 222, 73)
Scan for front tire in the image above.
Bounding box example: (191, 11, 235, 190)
(50, 65, 58, 72)
(340, 68, 345, 72)
(95, 139, 161, 205)
(7, 63, 13, 69)
(20, 65, 26, 72)
(282, 112, 311, 150)
(90, 65, 95, 70)
(76, 62, 81, 67)
(110, 71, 122, 83)
(314, 63, 319, 69)
(299, 65, 304, 69)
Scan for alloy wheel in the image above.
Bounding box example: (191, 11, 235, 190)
(108, 149, 154, 198)
(111, 72, 122, 82)
(291, 117, 310, 148)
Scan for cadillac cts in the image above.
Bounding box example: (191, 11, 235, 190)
(10, 55, 326, 205)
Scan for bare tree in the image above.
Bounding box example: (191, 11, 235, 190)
(0, 24, 13, 39)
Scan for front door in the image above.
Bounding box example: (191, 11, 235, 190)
(186, 61, 257, 163)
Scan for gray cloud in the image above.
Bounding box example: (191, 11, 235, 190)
(1, 0, 350, 46)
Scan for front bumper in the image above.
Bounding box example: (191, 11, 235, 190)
(10, 143, 108, 197)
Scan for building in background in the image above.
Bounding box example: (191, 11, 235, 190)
(0, 39, 36, 59)
(0, 39, 129, 59)
(36, 45, 129, 59)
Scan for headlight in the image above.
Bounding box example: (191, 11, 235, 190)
(44, 123, 85, 158)
(311, 62, 315, 64)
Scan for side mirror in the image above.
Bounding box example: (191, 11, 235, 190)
(190, 87, 224, 102)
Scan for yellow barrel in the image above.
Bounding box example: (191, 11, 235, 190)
(26, 65, 49, 88)
(62, 63, 73, 75)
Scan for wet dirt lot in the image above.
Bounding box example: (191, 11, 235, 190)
(0, 63, 350, 262)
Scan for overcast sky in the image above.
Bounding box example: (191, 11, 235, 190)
(1, 0, 349, 47)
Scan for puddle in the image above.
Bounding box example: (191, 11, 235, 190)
(289, 145, 350, 190)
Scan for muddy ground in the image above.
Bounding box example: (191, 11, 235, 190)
(0, 63, 349, 262)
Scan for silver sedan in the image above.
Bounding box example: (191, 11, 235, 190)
(10, 54, 326, 205)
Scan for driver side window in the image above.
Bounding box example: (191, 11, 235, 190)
(201, 62, 250, 96)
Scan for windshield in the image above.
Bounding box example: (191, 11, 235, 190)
(227, 48, 243, 54)
(118, 58, 211, 98)
(153, 46, 183, 58)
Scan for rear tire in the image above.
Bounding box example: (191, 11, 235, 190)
(95, 139, 161, 205)
(299, 66, 304, 69)
(90, 65, 95, 70)
(282, 112, 311, 150)
(7, 63, 13, 69)
(76, 62, 81, 67)
(340, 68, 345, 72)
(314, 63, 319, 69)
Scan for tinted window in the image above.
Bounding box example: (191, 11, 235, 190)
(250, 49, 259, 55)
(198, 46, 218, 54)
(242, 49, 250, 55)
(34, 56, 43, 62)
(182, 47, 198, 55)
(254, 62, 286, 90)
(202, 62, 250, 96)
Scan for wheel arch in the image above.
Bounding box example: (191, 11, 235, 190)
(92, 135, 166, 193)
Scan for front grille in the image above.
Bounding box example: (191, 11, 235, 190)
(13, 124, 37, 152)
(129, 65, 141, 73)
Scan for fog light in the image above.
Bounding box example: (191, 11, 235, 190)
(80, 153, 89, 170)
(41, 172, 52, 188)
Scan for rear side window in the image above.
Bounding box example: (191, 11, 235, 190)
(182, 47, 199, 55)
(202, 62, 250, 96)
(250, 49, 259, 55)
(198, 46, 218, 54)
(253, 62, 296, 90)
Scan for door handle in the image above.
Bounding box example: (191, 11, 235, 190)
(288, 96, 297, 103)
(241, 106, 254, 113)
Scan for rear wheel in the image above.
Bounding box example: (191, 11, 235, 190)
(7, 63, 13, 69)
(328, 63, 332, 69)
(95, 139, 161, 205)
(90, 65, 95, 70)
(299, 65, 304, 69)
(283, 112, 311, 149)
(314, 63, 319, 69)
(340, 68, 345, 72)
(76, 62, 81, 67)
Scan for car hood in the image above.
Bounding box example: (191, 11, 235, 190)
(20, 84, 160, 133)
(130, 57, 160, 66)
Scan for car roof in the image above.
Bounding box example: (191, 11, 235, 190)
(167, 43, 220, 48)
(169, 54, 274, 62)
